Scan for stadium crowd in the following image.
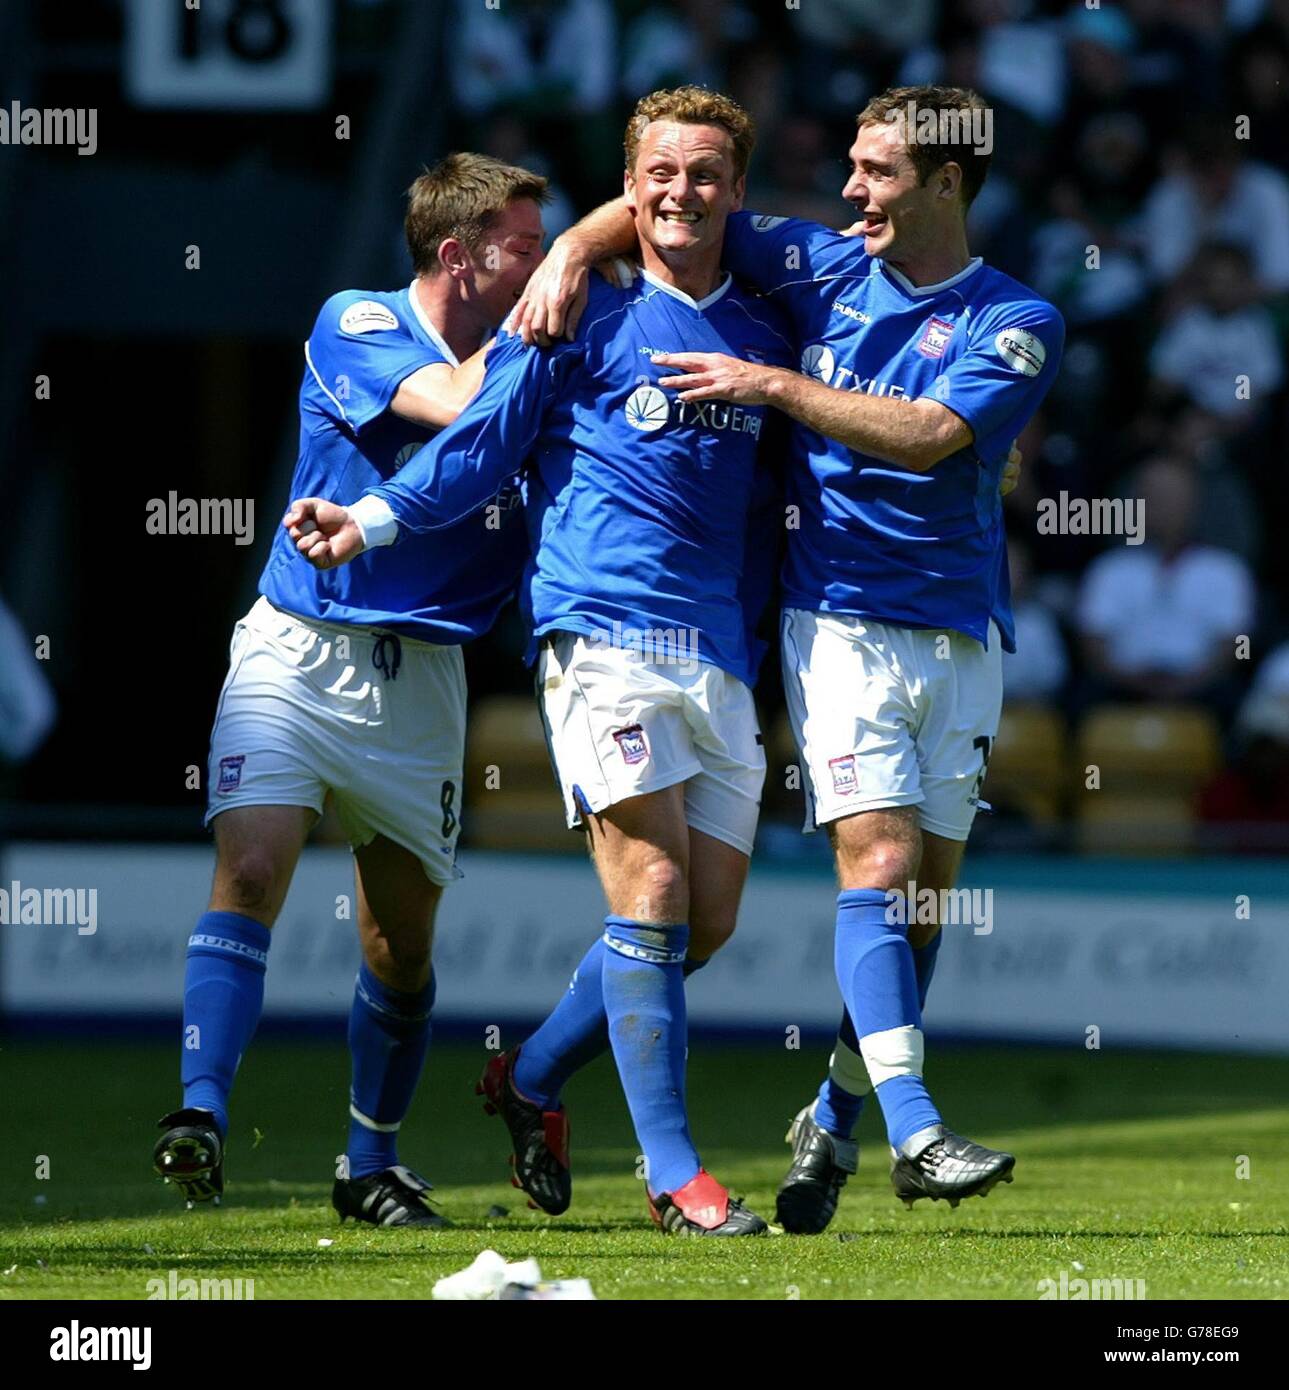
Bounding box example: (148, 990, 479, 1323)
(433, 0, 1289, 851)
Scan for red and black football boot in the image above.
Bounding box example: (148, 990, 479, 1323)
(476, 1047, 571, 1215)
(647, 1169, 768, 1236)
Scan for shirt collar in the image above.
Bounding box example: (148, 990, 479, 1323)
(640, 267, 733, 312)
(406, 280, 462, 367)
(878, 257, 984, 298)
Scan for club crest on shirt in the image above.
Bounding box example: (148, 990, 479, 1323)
(217, 755, 246, 793)
(829, 754, 858, 796)
(916, 315, 955, 359)
(613, 724, 650, 765)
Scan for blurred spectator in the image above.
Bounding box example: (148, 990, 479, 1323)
(1139, 120, 1289, 290)
(1162, 405, 1264, 565)
(1031, 113, 1153, 326)
(1121, 0, 1226, 114)
(1075, 457, 1254, 708)
(1228, 19, 1289, 175)
(0, 595, 56, 766)
(1149, 241, 1284, 423)
(753, 114, 850, 227)
(1003, 539, 1070, 701)
(478, 114, 575, 236)
(1250, 639, 1289, 697)
(1006, 412, 1101, 578)
(902, 0, 1066, 126)
(1061, 2, 1138, 133)
(450, 0, 620, 187)
(451, 0, 616, 117)
(796, 0, 936, 55)
(619, 1, 759, 100)
(1198, 677, 1289, 852)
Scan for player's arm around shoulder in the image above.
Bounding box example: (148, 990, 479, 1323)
(389, 340, 491, 431)
(920, 292, 1066, 465)
(308, 287, 488, 434)
(653, 329, 966, 472)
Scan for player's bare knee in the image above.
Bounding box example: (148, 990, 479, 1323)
(629, 852, 688, 923)
(214, 849, 284, 918)
(835, 835, 918, 891)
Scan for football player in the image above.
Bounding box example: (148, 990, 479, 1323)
(153, 153, 548, 1227)
(514, 83, 1064, 1230)
(288, 87, 794, 1236)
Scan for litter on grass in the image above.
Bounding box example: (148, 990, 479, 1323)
(432, 1249, 595, 1301)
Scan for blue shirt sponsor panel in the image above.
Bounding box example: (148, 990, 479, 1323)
(723, 212, 1066, 651)
(259, 285, 526, 644)
(371, 270, 794, 686)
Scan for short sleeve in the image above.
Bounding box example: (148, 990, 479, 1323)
(921, 301, 1065, 458)
(304, 292, 449, 434)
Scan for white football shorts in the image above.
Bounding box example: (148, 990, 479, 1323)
(537, 632, 765, 856)
(205, 596, 466, 885)
(781, 608, 1003, 842)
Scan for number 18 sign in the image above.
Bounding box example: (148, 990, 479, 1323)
(125, 0, 333, 110)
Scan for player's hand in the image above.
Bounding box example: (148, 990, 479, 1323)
(512, 235, 592, 346)
(1001, 442, 1023, 496)
(654, 351, 780, 406)
(283, 498, 366, 570)
(840, 221, 865, 237)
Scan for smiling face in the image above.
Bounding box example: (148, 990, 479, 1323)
(625, 120, 745, 267)
(842, 119, 960, 265)
(468, 196, 546, 322)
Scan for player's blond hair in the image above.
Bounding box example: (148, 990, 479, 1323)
(856, 85, 993, 209)
(405, 152, 550, 276)
(624, 86, 755, 181)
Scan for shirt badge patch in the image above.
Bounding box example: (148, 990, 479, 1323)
(613, 725, 650, 766)
(916, 316, 955, 359)
(829, 754, 858, 796)
(339, 300, 399, 334)
(994, 327, 1046, 376)
(217, 755, 246, 793)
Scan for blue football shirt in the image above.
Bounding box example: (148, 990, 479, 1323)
(368, 269, 795, 686)
(259, 285, 526, 644)
(722, 212, 1066, 651)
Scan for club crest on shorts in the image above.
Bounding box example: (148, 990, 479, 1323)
(829, 754, 858, 796)
(916, 315, 955, 359)
(217, 755, 245, 793)
(612, 724, 650, 766)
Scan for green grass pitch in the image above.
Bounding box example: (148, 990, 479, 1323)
(2, 1039, 1287, 1300)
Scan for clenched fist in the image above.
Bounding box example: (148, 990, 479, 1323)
(283, 497, 366, 570)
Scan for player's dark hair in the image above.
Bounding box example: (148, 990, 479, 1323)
(856, 85, 993, 210)
(405, 152, 550, 276)
(624, 86, 756, 181)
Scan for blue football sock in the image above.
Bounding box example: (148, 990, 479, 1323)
(602, 916, 699, 1196)
(181, 910, 272, 1135)
(913, 930, 942, 1011)
(345, 962, 435, 1179)
(513, 947, 711, 1109)
(833, 888, 941, 1151)
(513, 938, 609, 1108)
(812, 1007, 867, 1139)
